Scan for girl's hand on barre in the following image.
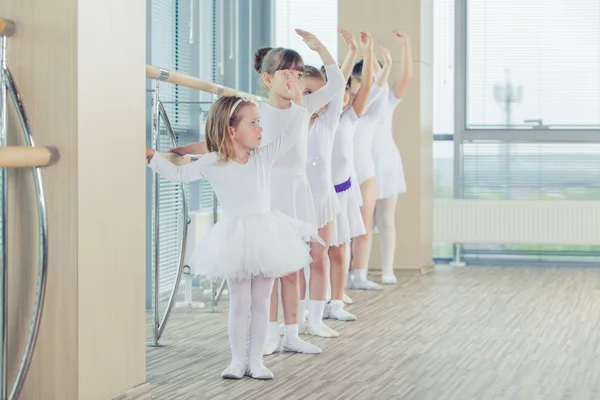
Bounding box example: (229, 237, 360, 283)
(295, 29, 324, 52)
(169, 146, 187, 156)
(146, 147, 155, 163)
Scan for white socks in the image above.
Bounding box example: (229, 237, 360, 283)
(299, 299, 307, 325)
(354, 269, 367, 281)
(308, 300, 326, 327)
(283, 324, 299, 343)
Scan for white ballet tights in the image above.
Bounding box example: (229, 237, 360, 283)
(375, 196, 398, 277)
(227, 275, 275, 367)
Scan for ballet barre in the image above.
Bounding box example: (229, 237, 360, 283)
(0, 18, 16, 38)
(146, 65, 264, 103)
(1, 18, 51, 400)
(156, 152, 195, 166)
(0, 146, 60, 168)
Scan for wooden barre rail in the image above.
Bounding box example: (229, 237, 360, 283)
(0, 17, 16, 37)
(146, 65, 264, 103)
(0, 146, 60, 168)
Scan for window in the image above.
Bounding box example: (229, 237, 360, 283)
(149, 0, 212, 298)
(274, 0, 338, 68)
(466, 0, 600, 130)
(461, 142, 600, 200)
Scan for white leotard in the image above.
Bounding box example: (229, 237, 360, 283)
(306, 85, 344, 228)
(372, 86, 405, 199)
(259, 64, 346, 234)
(353, 84, 387, 184)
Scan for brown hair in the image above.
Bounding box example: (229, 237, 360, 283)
(304, 65, 325, 81)
(254, 47, 305, 92)
(205, 96, 253, 162)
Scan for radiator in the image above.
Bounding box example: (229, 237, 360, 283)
(434, 200, 600, 245)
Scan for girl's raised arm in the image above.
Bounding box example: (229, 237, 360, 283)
(296, 29, 347, 114)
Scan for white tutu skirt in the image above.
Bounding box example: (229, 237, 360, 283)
(376, 166, 406, 199)
(373, 135, 406, 199)
(312, 186, 341, 229)
(271, 171, 320, 242)
(330, 187, 366, 247)
(350, 168, 364, 207)
(189, 210, 313, 280)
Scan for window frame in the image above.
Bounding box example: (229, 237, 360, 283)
(452, 0, 600, 199)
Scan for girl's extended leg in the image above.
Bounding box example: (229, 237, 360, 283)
(350, 177, 382, 290)
(375, 196, 398, 284)
(307, 222, 338, 337)
(222, 278, 252, 379)
(280, 271, 322, 354)
(328, 244, 357, 321)
(247, 275, 276, 380)
(263, 279, 280, 355)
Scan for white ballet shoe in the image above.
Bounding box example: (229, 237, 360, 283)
(299, 319, 307, 334)
(342, 293, 354, 304)
(221, 362, 245, 379)
(280, 320, 307, 335)
(307, 321, 339, 338)
(326, 301, 357, 321)
(381, 274, 397, 284)
(282, 337, 322, 354)
(345, 274, 354, 289)
(245, 361, 274, 380)
(263, 334, 281, 356)
(350, 278, 383, 291)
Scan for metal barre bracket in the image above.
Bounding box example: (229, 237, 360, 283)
(0, 18, 15, 38)
(158, 68, 169, 82)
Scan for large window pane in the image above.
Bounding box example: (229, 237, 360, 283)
(467, 0, 600, 129)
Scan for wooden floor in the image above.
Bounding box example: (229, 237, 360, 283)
(144, 265, 600, 400)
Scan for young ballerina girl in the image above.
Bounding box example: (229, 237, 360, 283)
(254, 29, 346, 355)
(298, 29, 369, 338)
(145, 79, 309, 380)
(325, 31, 377, 321)
(372, 30, 414, 284)
(347, 45, 393, 291)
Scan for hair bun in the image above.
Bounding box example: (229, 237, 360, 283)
(254, 47, 272, 73)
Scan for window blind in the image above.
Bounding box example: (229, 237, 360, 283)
(151, 0, 207, 295)
(467, 0, 600, 129)
(274, 0, 338, 68)
(462, 142, 600, 201)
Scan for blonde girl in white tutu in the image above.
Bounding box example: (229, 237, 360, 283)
(145, 75, 310, 381)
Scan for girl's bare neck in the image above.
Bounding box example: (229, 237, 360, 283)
(268, 94, 292, 110)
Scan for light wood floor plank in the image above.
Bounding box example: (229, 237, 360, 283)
(145, 266, 600, 399)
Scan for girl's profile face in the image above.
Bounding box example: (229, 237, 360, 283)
(264, 69, 305, 100)
(231, 104, 263, 150)
(303, 76, 325, 96)
(344, 78, 362, 107)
